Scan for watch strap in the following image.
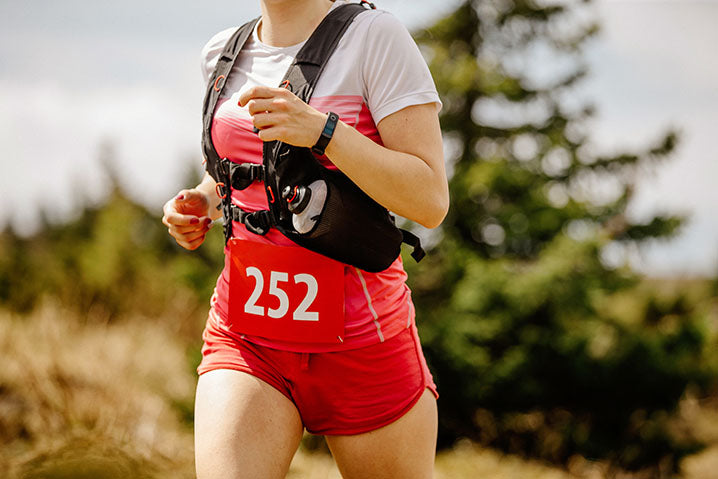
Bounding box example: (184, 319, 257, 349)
(312, 112, 339, 156)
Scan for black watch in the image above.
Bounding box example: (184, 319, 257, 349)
(311, 112, 339, 156)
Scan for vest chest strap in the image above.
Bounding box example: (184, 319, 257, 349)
(229, 205, 272, 237)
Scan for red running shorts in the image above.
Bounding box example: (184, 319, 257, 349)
(197, 314, 438, 436)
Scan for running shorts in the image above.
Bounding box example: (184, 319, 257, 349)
(197, 310, 438, 435)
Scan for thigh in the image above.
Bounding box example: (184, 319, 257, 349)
(325, 389, 438, 479)
(194, 369, 304, 479)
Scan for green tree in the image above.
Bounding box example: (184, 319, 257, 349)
(408, 0, 713, 475)
(0, 149, 225, 337)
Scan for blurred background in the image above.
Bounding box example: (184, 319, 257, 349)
(1, 0, 717, 478)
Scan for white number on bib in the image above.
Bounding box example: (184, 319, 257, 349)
(244, 268, 319, 321)
(267, 271, 289, 319)
(244, 267, 265, 316)
(293, 274, 319, 322)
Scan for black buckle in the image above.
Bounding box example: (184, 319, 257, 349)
(242, 210, 272, 236)
(223, 206, 272, 240)
(230, 162, 264, 190)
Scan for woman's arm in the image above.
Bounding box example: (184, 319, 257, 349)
(326, 102, 448, 229)
(240, 86, 449, 229)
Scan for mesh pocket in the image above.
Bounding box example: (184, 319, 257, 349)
(272, 146, 404, 272)
(291, 169, 402, 272)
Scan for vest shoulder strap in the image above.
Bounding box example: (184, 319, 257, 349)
(281, 3, 370, 102)
(202, 18, 260, 181)
(202, 3, 373, 181)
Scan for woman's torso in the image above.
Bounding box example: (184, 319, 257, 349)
(203, 0, 440, 352)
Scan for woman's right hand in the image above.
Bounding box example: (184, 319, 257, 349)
(162, 189, 214, 250)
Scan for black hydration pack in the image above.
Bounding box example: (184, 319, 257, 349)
(201, 1, 425, 273)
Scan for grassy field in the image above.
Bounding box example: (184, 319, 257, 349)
(1, 276, 717, 478)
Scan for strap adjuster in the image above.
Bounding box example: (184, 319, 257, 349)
(230, 205, 272, 236)
(229, 162, 264, 190)
(243, 210, 272, 236)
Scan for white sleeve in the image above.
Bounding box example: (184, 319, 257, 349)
(200, 27, 237, 88)
(361, 11, 442, 126)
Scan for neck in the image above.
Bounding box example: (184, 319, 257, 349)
(258, 0, 334, 47)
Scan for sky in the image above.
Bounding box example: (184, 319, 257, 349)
(0, 0, 716, 277)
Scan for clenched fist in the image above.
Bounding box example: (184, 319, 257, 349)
(162, 189, 214, 250)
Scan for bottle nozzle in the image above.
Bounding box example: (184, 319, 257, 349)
(282, 185, 312, 214)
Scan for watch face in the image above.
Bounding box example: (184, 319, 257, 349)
(324, 113, 339, 135)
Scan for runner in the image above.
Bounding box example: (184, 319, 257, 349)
(162, 1, 448, 477)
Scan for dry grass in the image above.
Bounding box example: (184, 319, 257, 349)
(0, 303, 196, 478)
(435, 440, 573, 479)
(3, 301, 718, 478)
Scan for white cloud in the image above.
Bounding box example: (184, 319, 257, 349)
(0, 79, 204, 234)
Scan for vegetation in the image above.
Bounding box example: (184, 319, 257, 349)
(1, 0, 717, 477)
(407, 0, 718, 476)
(0, 179, 223, 338)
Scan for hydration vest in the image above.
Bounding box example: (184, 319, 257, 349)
(201, 1, 425, 273)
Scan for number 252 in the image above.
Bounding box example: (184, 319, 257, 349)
(243, 267, 319, 321)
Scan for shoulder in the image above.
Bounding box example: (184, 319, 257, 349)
(336, 5, 424, 76)
(200, 26, 241, 84)
(344, 7, 424, 69)
(340, 6, 440, 125)
(201, 27, 237, 57)
(346, 6, 411, 42)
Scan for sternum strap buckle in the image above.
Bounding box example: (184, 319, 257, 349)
(230, 162, 264, 190)
(231, 206, 272, 236)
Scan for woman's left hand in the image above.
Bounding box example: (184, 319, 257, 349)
(239, 86, 325, 147)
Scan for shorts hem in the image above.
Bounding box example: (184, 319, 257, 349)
(314, 384, 437, 436)
(315, 324, 438, 436)
(197, 364, 294, 404)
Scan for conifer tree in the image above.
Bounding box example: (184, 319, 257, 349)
(408, 0, 710, 474)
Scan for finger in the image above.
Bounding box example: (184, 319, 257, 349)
(180, 218, 212, 234)
(169, 224, 201, 236)
(175, 191, 209, 214)
(253, 112, 282, 130)
(174, 238, 194, 250)
(176, 189, 207, 203)
(164, 211, 202, 227)
(167, 216, 212, 235)
(184, 228, 210, 243)
(257, 126, 284, 142)
(163, 198, 178, 217)
(169, 227, 207, 245)
(185, 234, 207, 250)
(162, 208, 182, 228)
(163, 190, 192, 216)
(174, 189, 191, 201)
(167, 228, 186, 242)
(247, 97, 291, 116)
(239, 85, 281, 107)
(246, 98, 274, 115)
(172, 229, 207, 249)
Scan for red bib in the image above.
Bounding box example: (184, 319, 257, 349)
(228, 239, 345, 343)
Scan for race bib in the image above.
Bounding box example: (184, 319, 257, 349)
(228, 239, 345, 343)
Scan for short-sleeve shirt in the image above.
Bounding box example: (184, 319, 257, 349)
(202, 0, 441, 352)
